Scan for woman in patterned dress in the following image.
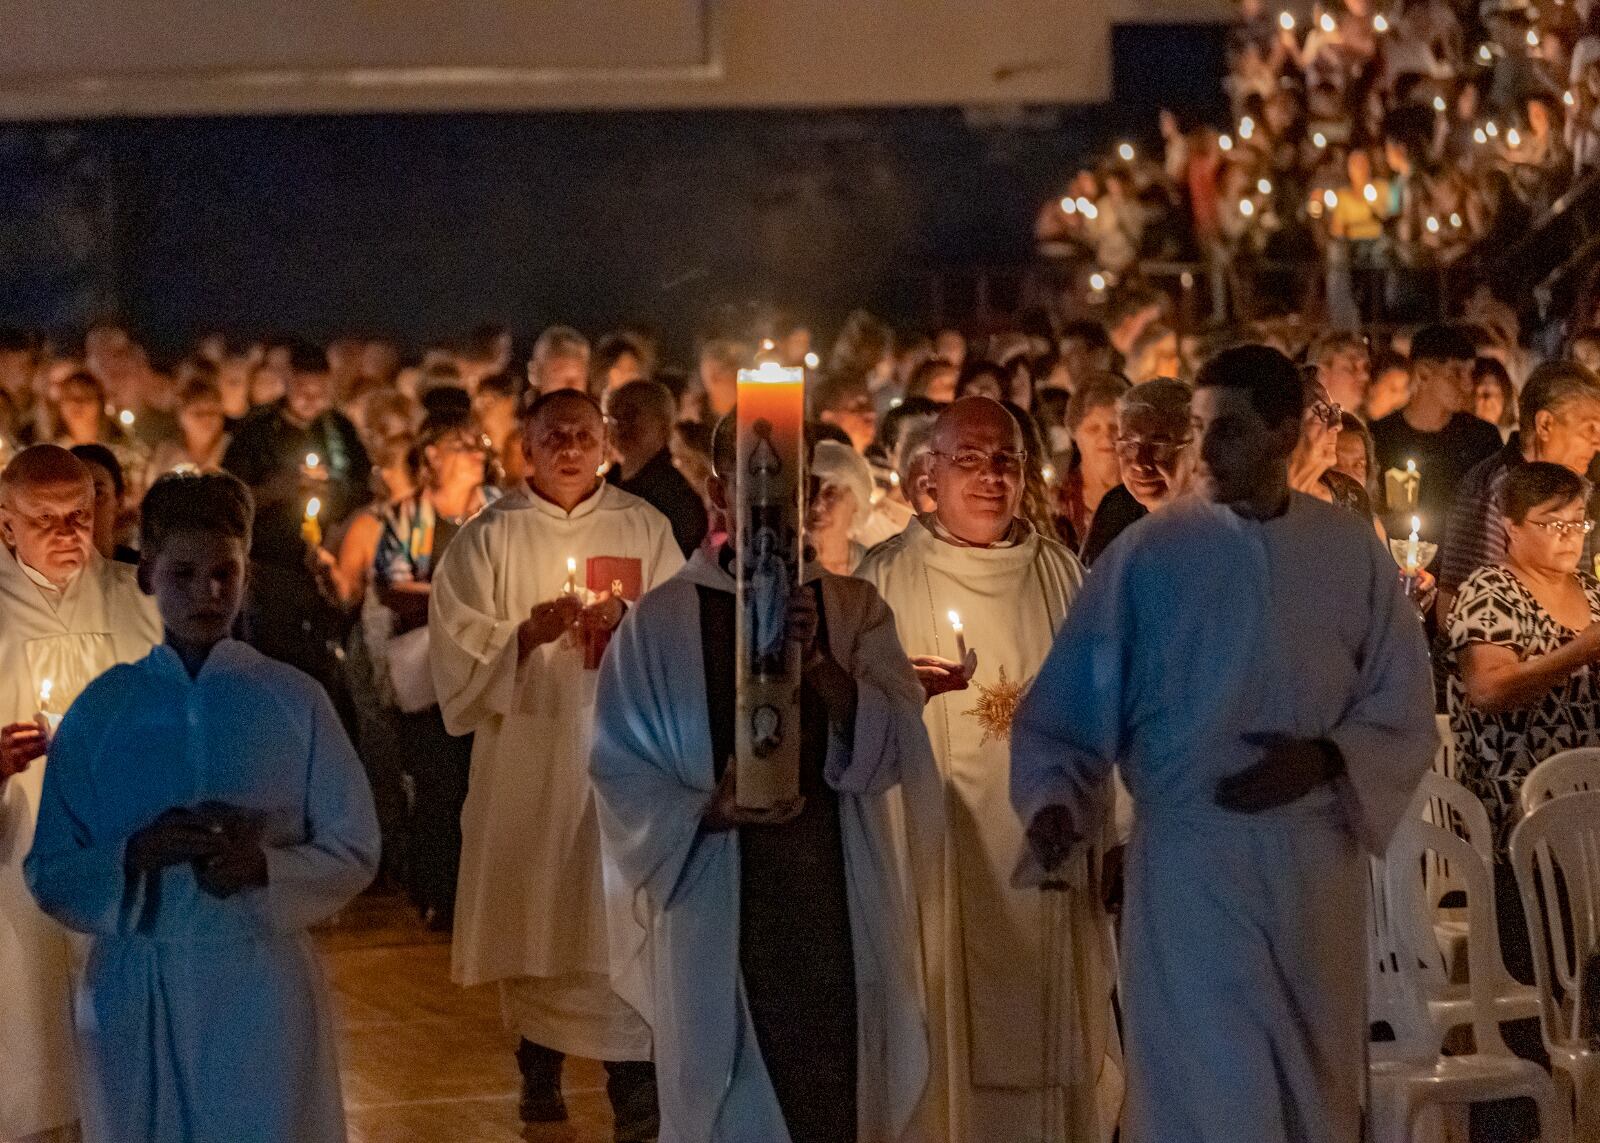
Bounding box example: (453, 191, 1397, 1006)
(1445, 461, 1600, 980)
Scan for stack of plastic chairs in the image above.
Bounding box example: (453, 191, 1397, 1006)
(1367, 809, 1570, 1142)
(1519, 748, 1600, 819)
(1509, 789, 1600, 1139)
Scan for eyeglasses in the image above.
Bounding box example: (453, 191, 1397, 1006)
(1308, 399, 1342, 428)
(1530, 519, 1596, 537)
(930, 449, 1028, 475)
(1115, 435, 1192, 462)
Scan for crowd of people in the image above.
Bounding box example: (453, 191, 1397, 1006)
(7, 5, 1600, 1139)
(0, 285, 1594, 1142)
(1039, 0, 1600, 326)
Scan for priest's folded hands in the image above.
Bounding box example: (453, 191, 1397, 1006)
(515, 594, 585, 660)
(0, 722, 48, 779)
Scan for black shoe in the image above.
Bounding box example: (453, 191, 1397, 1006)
(605, 1060, 659, 1143)
(515, 1039, 568, 1124)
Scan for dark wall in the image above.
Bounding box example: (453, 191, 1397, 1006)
(0, 25, 1227, 362)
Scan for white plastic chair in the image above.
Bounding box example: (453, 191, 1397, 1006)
(1411, 773, 1540, 1036)
(1510, 790, 1600, 1140)
(1433, 714, 1457, 780)
(1368, 814, 1571, 1143)
(1520, 749, 1600, 819)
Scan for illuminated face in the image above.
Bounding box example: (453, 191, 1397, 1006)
(0, 476, 95, 584)
(522, 399, 606, 506)
(928, 404, 1026, 546)
(1505, 496, 1589, 577)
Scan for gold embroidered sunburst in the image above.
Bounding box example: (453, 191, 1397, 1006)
(962, 665, 1031, 745)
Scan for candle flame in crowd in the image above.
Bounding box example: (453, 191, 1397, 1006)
(305, 452, 320, 469)
(1319, 12, 1336, 32)
(1373, 13, 1388, 31)
(118, 409, 135, 428)
(1279, 10, 1295, 30)
(1117, 142, 1135, 162)
(38, 677, 53, 710)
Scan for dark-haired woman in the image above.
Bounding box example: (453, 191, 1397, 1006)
(1447, 462, 1600, 986)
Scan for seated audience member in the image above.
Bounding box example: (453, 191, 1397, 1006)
(1439, 361, 1600, 614)
(1445, 462, 1600, 982)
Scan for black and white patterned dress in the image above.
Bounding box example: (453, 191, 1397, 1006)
(1445, 564, 1600, 852)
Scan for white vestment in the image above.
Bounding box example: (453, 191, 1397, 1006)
(25, 639, 379, 1143)
(0, 549, 159, 1140)
(1011, 495, 1437, 1143)
(857, 518, 1120, 1143)
(429, 482, 682, 1059)
(589, 551, 936, 1143)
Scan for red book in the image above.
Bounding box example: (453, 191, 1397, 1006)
(583, 556, 642, 669)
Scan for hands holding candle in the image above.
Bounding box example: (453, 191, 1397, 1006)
(3, 676, 58, 780)
(913, 609, 980, 702)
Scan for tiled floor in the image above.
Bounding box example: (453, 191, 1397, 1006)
(321, 894, 615, 1143)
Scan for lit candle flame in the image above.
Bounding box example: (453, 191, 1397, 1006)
(1279, 10, 1295, 29)
(305, 496, 321, 520)
(947, 610, 962, 633)
(39, 677, 53, 709)
(804, 351, 820, 368)
(305, 452, 320, 469)
(1410, 515, 1421, 539)
(118, 409, 135, 428)
(1406, 459, 1417, 474)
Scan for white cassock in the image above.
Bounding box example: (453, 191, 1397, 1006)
(428, 482, 682, 1059)
(589, 551, 936, 1143)
(0, 548, 159, 1141)
(1011, 495, 1437, 1143)
(24, 639, 379, 1142)
(857, 517, 1121, 1143)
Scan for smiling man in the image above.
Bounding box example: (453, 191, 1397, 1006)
(1079, 377, 1196, 565)
(428, 389, 682, 1141)
(1012, 345, 1437, 1143)
(857, 397, 1120, 1142)
(0, 444, 159, 1143)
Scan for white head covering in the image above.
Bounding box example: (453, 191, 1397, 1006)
(810, 440, 875, 531)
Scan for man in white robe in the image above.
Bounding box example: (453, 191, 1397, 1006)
(26, 470, 378, 1143)
(590, 414, 936, 1143)
(0, 445, 160, 1143)
(857, 396, 1120, 1143)
(429, 389, 682, 1138)
(1012, 345, 1438, 1143)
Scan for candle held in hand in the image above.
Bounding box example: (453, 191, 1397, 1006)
(949, 610, 969, 662)
(1403, 516, 1421, 574)
(35, 677, 61, 738)
(301, 497, 322, 548)
(565, 557, 579, 597)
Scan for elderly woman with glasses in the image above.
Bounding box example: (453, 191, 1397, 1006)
(1446, 462, 1600, 984)
(1290, 374, 1374, 523)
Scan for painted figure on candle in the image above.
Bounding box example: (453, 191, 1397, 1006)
(746, 519, 791, 667)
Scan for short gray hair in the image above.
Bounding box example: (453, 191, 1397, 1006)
(1117, 376, 1193, 429)
(1520, 360, 1600, 439)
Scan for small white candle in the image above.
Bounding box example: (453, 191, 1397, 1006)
(35, 677, 60, 738)
(565, 557, 579, 596)
(1404, 515, 1421, 574)
(301, 497, 322, 547)
(948, 610, 968, 662)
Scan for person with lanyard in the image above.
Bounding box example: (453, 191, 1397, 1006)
(366, 409, 498, 928)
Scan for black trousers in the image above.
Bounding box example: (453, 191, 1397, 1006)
(396, 707, 471, 917)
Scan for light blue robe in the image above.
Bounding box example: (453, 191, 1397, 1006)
(25, 639, 380, 1143)
(1011, 494, 1437, 1143)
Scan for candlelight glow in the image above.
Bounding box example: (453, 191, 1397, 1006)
(804, 351, 820, 368)
(305, 496, 321, 520)
(1319, 12, 1335, 32)
(118, 409, 135, 427)
(1363, 183, 1378, 203)
(1279, 10, 1295, 30)
(1117, 142, 1135, 162)
(39, 677, 53, 709)
(1373, 13, 1388, 31)
(305, 452, 320, 469)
